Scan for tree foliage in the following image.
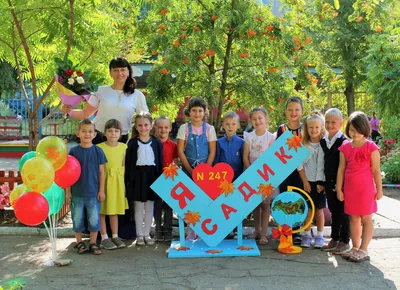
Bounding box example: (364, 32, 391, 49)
(0, 0, 141, 148)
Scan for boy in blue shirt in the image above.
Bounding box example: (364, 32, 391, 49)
(66, 119, 107, 255)
(214, 111, 244, 180)
(214, 112, 244, 238)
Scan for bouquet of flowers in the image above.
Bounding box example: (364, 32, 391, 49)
(55, 57, 104, 117)
(0, 184, 10, 210)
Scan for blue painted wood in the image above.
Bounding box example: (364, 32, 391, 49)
(168, 239, 260, 258)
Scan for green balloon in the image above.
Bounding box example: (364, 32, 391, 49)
(19, 151, 36, 172)
(43, 183, 65, 215)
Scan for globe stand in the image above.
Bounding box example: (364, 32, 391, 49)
(272, 186, 315, 255)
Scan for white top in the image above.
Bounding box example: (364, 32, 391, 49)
(297, 142, 325, 182)
(323, 130, 343, 149)
(136, 140, 155, 166)
(88, 86, 149, 135)
(245, 130, 276, 164)
(177, 122, 217, 141)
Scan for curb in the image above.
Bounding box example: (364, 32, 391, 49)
(1, 225, 399, 239)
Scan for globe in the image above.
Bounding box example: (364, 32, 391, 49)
(271, 191, 308, 229)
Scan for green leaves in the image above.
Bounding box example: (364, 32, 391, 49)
(334, 0, 340, 10)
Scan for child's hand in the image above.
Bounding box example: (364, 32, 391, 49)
(336, 190, 344, 201)
(303, 181, 311, 193)
(98, 191, 105, 202)
(375, 189, 383, 200)
(317, 185, 325, 193)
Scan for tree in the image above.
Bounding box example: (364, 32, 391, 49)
(0, 61, 19, 100)
(0, 0, 140, 149)
(280, 0, 393, 116)
(132, 0, 301, 129)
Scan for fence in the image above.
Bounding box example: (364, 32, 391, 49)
(0, 170, 70, 222)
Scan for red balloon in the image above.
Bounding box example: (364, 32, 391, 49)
(54, 155, 81, 188)
(14, 192, 49, 226)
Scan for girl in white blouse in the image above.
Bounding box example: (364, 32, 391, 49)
(62, 57, 148, 144)
(297, 112, 326, 249)
(125, 112, 163, 246)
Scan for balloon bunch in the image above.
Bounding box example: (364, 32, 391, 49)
(13, 136, 81, 264)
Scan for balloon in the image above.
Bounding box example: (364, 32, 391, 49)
(22, 157, 55, 193)
(36, 136, 68, 171)
(43, 183, 65, 215)
(18, 151, 36, 172)
(54, 155, 81, 188)
(14, 192, 49, 226)
(10, 184, 28, 206)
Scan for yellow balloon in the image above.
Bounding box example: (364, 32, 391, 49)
(36, 136, 68, 171)
(22, 157, 55, 193)
(10, 184, 28, 206)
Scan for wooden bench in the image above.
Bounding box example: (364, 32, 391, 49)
(0, 116, 22, 140)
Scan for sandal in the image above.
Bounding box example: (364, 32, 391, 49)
(247, 231, 261, 240)
(342, 247, 358, 260)
(258, 234, 269, 245)
(74, 241, 87, 254)
(348, 249, 370, 263)
(89, 243, 102, 255)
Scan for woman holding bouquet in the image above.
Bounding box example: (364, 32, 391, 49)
(62, 57, 148, 240)
(62, 57, 149, 144)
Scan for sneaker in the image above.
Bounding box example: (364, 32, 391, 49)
(314, 236, 325, 249)
(293, 235, 302, 245)
(164, 232, 173, 242)
(145, 236, 155, 246)
(300, 235, 312, 248)
(111, 237, 126, 248)
(332, 242, 350, 255)
(186, 230, 198, 241)
(100, 238, 117, 250)
(322, 239, 339, 252)
(136, 236, 145, 246)
(154, 231, 164, 242)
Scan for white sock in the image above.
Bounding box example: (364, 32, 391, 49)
(101, 234, 108, 241)
(112, 234, 118, 239)
(305, 231, 312, 237)
(134, 201, 145, 237)
(143, 201, 154, 237)
(317, 231, 324, 237)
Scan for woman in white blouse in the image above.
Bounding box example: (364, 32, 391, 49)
(62, 57, 149, 144)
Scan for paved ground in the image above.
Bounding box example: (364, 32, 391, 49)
(0, 235, 399, 290)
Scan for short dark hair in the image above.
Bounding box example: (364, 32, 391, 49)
(345, 111, 371, 138)
(104, 119, 122, 133)
(109, 57, 135, 95)
(184, 97, 207, 116)
(285, 97, 304, 110)
(78, 119, 95, 130)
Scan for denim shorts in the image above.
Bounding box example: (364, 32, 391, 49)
(71, 196, 100, 233)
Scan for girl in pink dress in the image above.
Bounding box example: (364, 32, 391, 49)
(336, 111, 383, 262)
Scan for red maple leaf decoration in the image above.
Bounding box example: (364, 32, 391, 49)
(286, 135, 302, 152)
(163, 163, 179, 181)
(206, 249, 222, 254)
(45, 146, 60, 161)
(257, 183, 275, 200)
(218, 179, 234, 197)
(183, 210, 201, 226)
(272, 224, 292, 239)
(174, 246, 190, 251)
(237, 246, 254, 251)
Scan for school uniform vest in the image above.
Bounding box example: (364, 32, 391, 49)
(320, 134, 346, 187)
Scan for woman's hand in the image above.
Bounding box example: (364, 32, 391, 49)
(62, 104, 72, 115)
(317, 185, 325, 194)
(303, 181, 311, 193)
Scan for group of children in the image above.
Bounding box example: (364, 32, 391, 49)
(67, 97, 382, 263)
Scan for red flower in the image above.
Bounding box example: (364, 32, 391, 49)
(355, 150, 368, 163)
(65, 69, 74, 76)
(76, 71, 83, 77)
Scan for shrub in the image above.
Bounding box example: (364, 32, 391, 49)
(381, 146, 400, 184)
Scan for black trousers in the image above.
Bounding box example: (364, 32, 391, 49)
(326, 183, 350, 243)
(154, 199, 173, 233)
